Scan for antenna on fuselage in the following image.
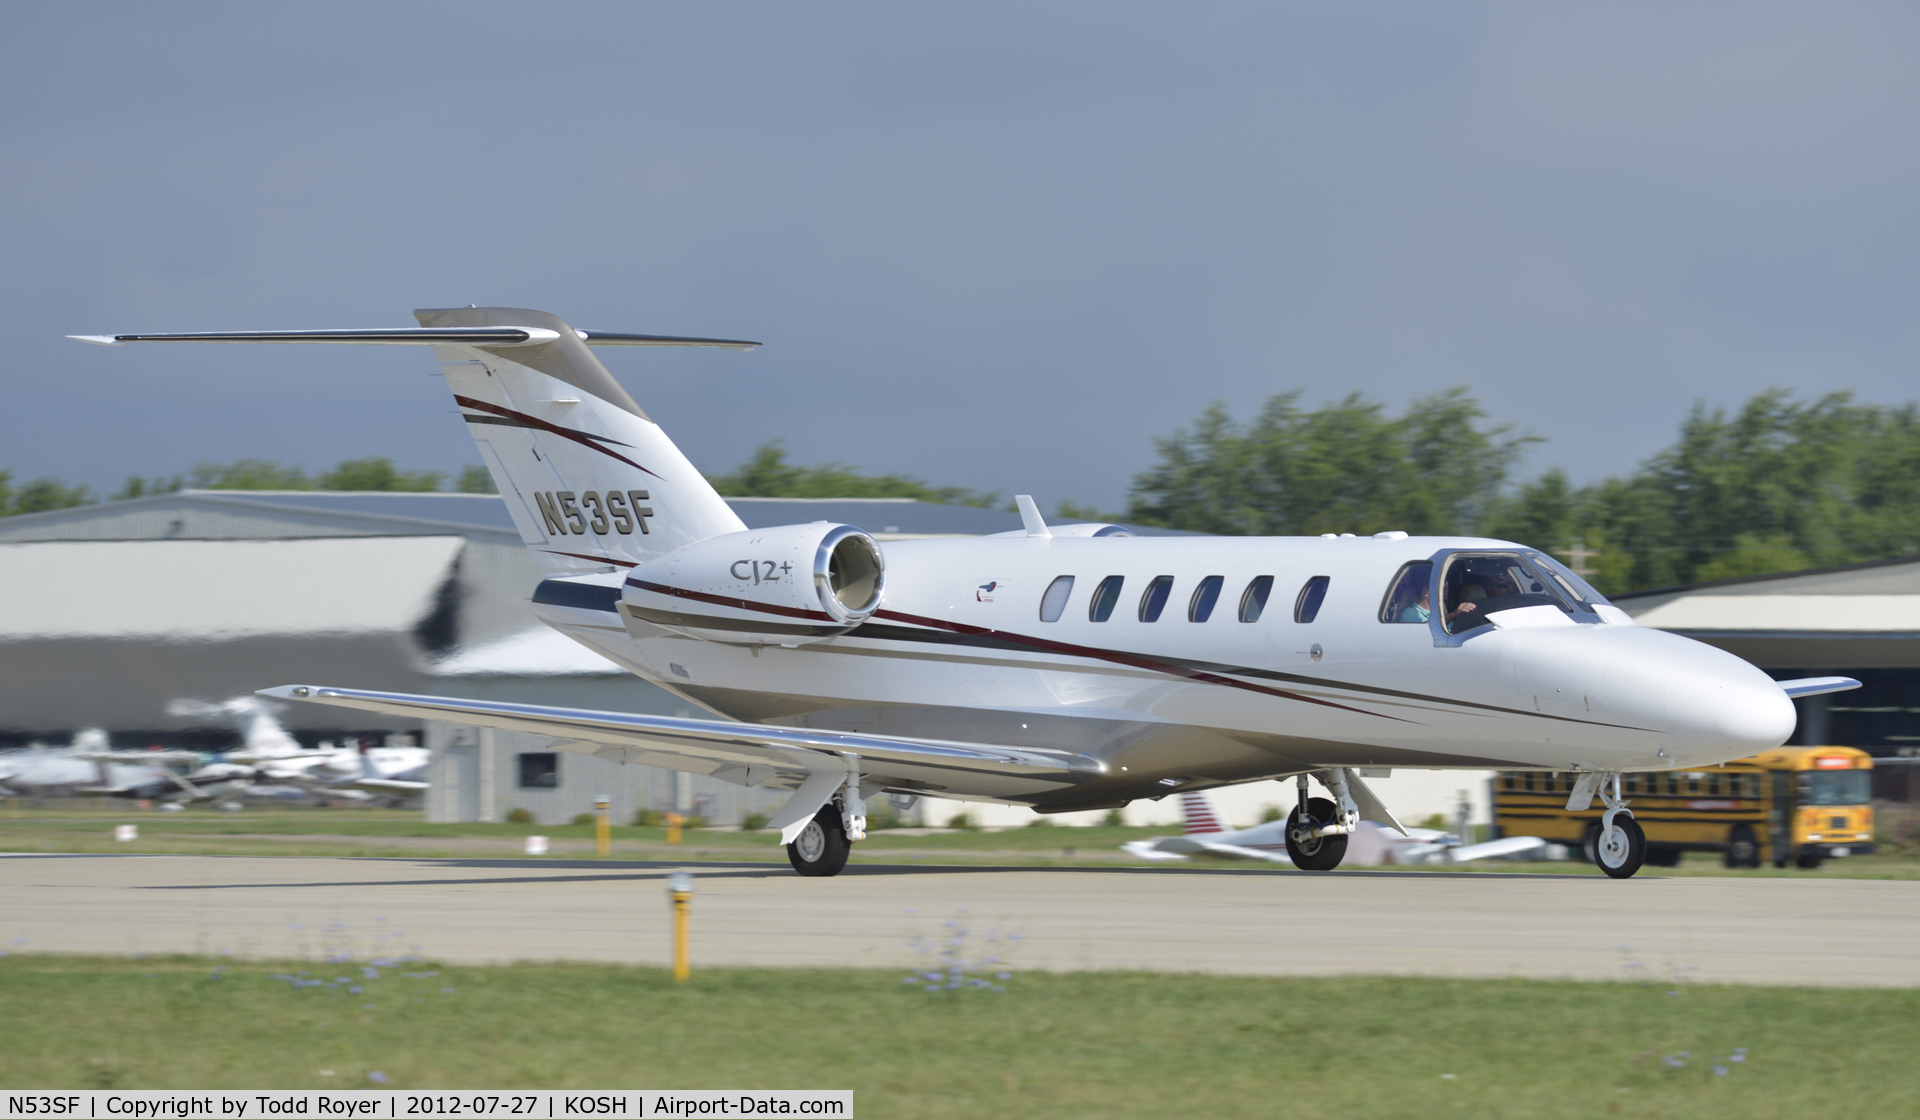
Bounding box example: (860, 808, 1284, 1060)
(1015, 494, 1051, 539)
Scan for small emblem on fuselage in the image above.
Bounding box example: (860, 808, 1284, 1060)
(976, 580, 1000, 603)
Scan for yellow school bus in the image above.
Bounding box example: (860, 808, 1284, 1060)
(1492, 747, 1875, 869)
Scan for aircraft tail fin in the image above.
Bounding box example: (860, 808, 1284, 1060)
(1180, 790, 1226, 836)
(414, 307, 749, 574)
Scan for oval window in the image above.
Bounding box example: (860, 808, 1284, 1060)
(1038, 575, 1074, 622)
(1238, 575, 1274, 622)
(1293, 575, 1330, 623)
(1138, 575, 1173, 622)
(1089, 575, 1125, 622)
(1188, 575, 1224, 622)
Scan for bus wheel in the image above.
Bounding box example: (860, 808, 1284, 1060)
(1593, 816, 1646, 879)
(1794, 846, 1824, 870)
(1285, 797, 1348, 871)
(1724, 826, 1760, 869)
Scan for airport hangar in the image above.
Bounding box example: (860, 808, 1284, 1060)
(9, 492, 1907, 826)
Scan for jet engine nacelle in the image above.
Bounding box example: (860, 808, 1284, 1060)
(622, 522, 885, 646)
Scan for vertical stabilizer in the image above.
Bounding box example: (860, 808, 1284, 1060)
(1180, 790, 1226, 836)
(416, 307, 746, 574)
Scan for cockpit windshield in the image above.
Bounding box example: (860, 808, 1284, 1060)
(1441, 553, 1574, 634)
(1525, 551, 1612, 610)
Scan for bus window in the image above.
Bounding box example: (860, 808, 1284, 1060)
(1138, 575, 1174, 622)
(1238, 576, 1274, 622)
(1189, 576, 1223, 622)
(1039, 576, 1074, 622)
(1294, 576, 1330, 623)
(1089, 576, 1125, 622)
(1381, 562, 1433, 623)
(1501, 773, 1516, 791)
(1798, 770, 1871, 805)
(1709, 774, 1722, 796)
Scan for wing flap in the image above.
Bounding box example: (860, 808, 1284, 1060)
(256, 686, 1104, 795)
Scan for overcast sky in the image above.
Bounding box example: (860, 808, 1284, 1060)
(5, 3, 1916, 512)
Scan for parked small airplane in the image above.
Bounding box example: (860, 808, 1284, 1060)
(1121, 792, 1296, 862)
(76, 308, 1860, 878)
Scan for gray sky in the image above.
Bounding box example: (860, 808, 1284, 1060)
(6, 3, 1917, 512)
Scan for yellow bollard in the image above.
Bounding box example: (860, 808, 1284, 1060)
(666, 811, 682, 845)
(666, 870, 694, 982)
(595, 794, 611, 858)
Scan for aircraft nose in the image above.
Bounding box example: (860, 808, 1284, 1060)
(1699, 674, 1798, 753)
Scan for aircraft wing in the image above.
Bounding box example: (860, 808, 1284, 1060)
(1120, 835, 1292, 863)
(257, 686, 1105, 833)
(74, 750, 204, 765)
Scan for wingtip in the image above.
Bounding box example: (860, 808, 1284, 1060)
(68, 334, 121, 346)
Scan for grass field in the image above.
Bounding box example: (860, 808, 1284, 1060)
(5, 801, 1920, 878)
(1, 955, 1912, 1118)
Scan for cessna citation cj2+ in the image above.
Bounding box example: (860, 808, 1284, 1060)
(73, 307, 1858, 879)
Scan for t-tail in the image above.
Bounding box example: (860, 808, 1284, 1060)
(71, 307, 760, 576)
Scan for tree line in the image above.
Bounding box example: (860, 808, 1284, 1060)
(0, 458, 497, 517)
(1125, 388, 1920, 594)
(8, 388, 1916, 595)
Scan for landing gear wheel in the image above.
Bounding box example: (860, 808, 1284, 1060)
(1725, 825, 1760, 869)
(1285, 797, 1348, 871)
(786, 807, 851, 877)
(1593, 815, 1646, 879)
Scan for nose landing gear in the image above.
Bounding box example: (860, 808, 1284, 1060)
(1571, 772, 1646, 879)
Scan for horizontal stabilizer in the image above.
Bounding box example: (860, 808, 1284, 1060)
(1776, 676, 1862, 698)
(69, 328, 758, 350)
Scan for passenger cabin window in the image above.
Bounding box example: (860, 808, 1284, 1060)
(1238, 576, 1274, 622)
(1189, 576, 1224, 622)
(1293, 576, 1330, 623)
(1039, 575, 1074, 622)
(1089, 575, 1125, 622)
(1381, 562, 1434, 623)
(1139, 575, 1174, 622)
(1439, 553, 1574, 634)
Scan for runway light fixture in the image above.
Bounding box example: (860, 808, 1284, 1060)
(666, 870, 695, 982)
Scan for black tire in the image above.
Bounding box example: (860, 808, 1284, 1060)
(1594, 815, 1647, 879)
(1794, 846, 1824, 870)
(786, 807, 851, 877)
(1285, 797, 1348, 871)
(1725, 825, 1760, 869)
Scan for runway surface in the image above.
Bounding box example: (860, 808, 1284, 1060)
(4, 855, 1917, 986)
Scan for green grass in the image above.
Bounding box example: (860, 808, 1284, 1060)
(7, 802, 1920, 877)
(0, 956, 1912, 1118)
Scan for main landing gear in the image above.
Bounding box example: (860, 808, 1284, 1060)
(1571, 772, 1646, 879)
(786, 805, 852, 877)
(1285, 771, 1359, 871)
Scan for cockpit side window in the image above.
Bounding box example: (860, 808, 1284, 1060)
(1440, 553, 1573, 634)
(1380, 562, 1434, 623)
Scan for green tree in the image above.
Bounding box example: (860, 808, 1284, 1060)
(456, 465, 498, 494)
(318, 457, 446, 492)
(708, 441, 996, 507)
(0, 471, 93, 516)
(1129, 389, 1534, 536)
(187, 459, 313, 490)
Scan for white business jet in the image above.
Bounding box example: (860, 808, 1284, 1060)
(1121, 792, 1295, 863)
(72, 308, 1858, 878)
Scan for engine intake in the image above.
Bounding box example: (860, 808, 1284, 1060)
(622, 522, 885, 645)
